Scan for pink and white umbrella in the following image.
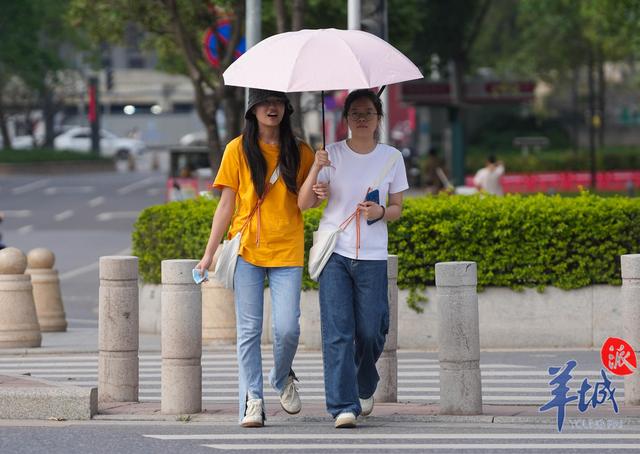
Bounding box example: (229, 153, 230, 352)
(223, 28, 423, 145)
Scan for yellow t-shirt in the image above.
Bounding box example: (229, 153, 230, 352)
(213, 135, 314, 267)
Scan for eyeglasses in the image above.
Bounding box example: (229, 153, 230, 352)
(347, 111, 379, 121)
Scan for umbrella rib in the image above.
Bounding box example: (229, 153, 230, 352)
(339, 35, 374, 89)
(285, 33, 314, 92)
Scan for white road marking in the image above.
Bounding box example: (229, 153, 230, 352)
(96, 211, 139, 221)
(17, 225, 33, 234)
(53, 210, 74, 221)
(148, 433, 640, 440)
(11, 179, 50, 195)
(2, 210, 32, 218)
(147, 187, 163, 196)
(88, 196, 105, 207)
(44, 186, 94, 195)
(200, 443, 640, 450)
(58, 247, 131, 280)
(117, 176, 157, 195)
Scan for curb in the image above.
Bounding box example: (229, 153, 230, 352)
(0, 375, 97, 420)
(89, 413, 640, 426)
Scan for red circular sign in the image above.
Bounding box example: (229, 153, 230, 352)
(601, 337, 637, 376)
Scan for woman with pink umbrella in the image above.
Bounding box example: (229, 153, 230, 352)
(298, 89, 409, 428)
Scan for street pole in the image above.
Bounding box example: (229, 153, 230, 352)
(348, 0, 361, 30)
(88, 76, 100, 156)
(379, 0, 389, 144)
(245, 0, 261, 112)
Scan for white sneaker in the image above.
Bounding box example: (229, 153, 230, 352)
(279, 372, 301, 414)
(241, 398, 264, 428)
(334, 411, 357, 428)
(360, 395, 374, 416)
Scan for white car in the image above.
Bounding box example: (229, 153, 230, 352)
(54, 127, 145, 159)
(179, 130, 207, 146)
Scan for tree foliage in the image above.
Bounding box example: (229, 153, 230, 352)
(68, 0, 245, 173)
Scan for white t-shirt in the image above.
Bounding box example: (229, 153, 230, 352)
(317, 140, 409, 260)
(473, 164, 505, 195)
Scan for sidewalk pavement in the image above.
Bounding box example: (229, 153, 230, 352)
(2, 327, 640, 426)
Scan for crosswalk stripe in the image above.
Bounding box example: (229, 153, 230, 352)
(201, 443, 640, 450)
(146, 433, 640, 440)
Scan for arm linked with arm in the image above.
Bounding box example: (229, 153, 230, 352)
(298, 164, 322, 211)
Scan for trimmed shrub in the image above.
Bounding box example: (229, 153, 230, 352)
(132, 198, 218, 284)
(132, 193, 640, 294)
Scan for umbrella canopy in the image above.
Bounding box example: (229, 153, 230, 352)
(223, 28, 422, 92)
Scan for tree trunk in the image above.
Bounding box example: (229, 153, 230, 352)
(42, 84, 56, 148)
(570, 67, 579, 153)
(587, 50, 597, 189)
(0, 97, 11, 149)
(597, 52, 606, 148)
(274, 0, 287, 33)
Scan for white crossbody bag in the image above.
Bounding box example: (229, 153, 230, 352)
(307, 152, 400, 281)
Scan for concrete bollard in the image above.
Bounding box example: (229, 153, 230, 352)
(435, 261, 482, 415)
(98, 256, 139, 403)
(202, 277, 236, 344)
(161, 259, 202, 414)
(374, 255, 398, 403)
(25, 248, 67, 332)
(622, 254, 640, 405)
(0, 248, 41, 348)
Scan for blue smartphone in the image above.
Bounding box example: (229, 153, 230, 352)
(365, 189, 380, 225)
(192, 268, 209, 284)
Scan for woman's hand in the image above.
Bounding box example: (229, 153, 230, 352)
(312, 182, 330, 200)
(312, 149, 332, 170)
(357, 201, 384, 221)
(195, 253, 214, 274)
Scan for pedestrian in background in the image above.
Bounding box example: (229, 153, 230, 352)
(422, 146, 446, 194)
(298, 89, 409, 428)
(196, 89, 315, 428)
(473, 155, 505, 195)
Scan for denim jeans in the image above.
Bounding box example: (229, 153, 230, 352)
(318, 253, 389, 418)
(234, 256, 303, 421)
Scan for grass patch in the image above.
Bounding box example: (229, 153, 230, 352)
(0, 148, 111, 163)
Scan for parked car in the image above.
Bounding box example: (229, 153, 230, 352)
(179, 130, 207, 147)
(53, 127, 145, 159)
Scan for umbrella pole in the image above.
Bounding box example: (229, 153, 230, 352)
(321, 90, 326, 150)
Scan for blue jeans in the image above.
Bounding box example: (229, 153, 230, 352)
(234, 256, 303, 421)
(318, 253, 389, 418)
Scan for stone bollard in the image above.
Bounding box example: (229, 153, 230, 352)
(25, 248, 67, 332)
(0, 248, 41, 348)
(161, 259, 202, 414)
(622, 254, 640, 405)
(202, 277, 236, 344)
(435, 261, 482, 415)
(374, 255, 398, 403)
(98, 256, 139, 403)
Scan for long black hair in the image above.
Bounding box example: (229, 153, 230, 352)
(242, 109, 301, 198)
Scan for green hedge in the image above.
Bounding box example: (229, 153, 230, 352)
(132, 193, 640, 294)
(0, 148, 110, 163)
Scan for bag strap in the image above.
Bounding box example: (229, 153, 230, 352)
(235, 166, 280, 243)
(370, 151, 401, 190)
